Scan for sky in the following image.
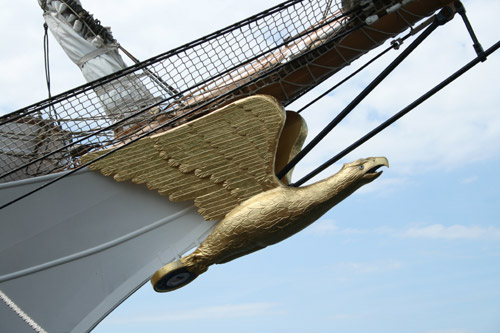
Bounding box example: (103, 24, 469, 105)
(1, 1, 500, 332)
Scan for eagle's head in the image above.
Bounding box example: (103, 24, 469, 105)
(338, 156, 389, 187)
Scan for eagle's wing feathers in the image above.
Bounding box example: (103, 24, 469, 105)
(82, 95, 285, 221)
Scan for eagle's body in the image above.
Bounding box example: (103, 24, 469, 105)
(154, 156, 388, 290)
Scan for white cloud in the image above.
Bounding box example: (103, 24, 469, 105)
(107, 302, 279, 324)
(426, 329, 473, 333)
(401, 224, 500, 240)
(333, 260, 404, 274)
(327, 313, 356, 320)
(307, 218, 371, 235)
(307, 218, 338, 234)
(356, 176, 407, 195)
(309, 220, 500, 241)
(460, 176, 478, 184)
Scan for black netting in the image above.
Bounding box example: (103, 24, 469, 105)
(0, 0, 441, 182)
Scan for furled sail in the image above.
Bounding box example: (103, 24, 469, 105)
(39, 0, 160, 123)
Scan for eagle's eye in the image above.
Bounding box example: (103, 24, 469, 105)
(359, 165, 364, 170)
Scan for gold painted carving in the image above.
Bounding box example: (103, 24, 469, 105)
(82, 95, 388, 292)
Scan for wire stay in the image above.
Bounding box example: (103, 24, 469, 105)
(292, 38, 500, 187)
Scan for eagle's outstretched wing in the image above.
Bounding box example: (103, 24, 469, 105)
(82, 95, 285, 221)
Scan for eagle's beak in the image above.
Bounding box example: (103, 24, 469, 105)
(362, 157, 389, 180)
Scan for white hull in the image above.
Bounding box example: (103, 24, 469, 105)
(0, 169, 216, 332)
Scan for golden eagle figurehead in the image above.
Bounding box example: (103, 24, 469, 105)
(82, 95, 388, 292)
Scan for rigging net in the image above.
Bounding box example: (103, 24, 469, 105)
(0, 0, 449, 183)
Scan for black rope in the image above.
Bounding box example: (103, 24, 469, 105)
(43, 23, 52, 102)
(292, 38, 500, 187)
(42, 22, 61, 123)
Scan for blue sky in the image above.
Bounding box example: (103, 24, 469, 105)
(2, 1, 500, 332)
(93, 160, 500, 333)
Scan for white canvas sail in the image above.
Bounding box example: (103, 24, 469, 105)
(0, 169, 216, 332)
(0, 2, 214, 332)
